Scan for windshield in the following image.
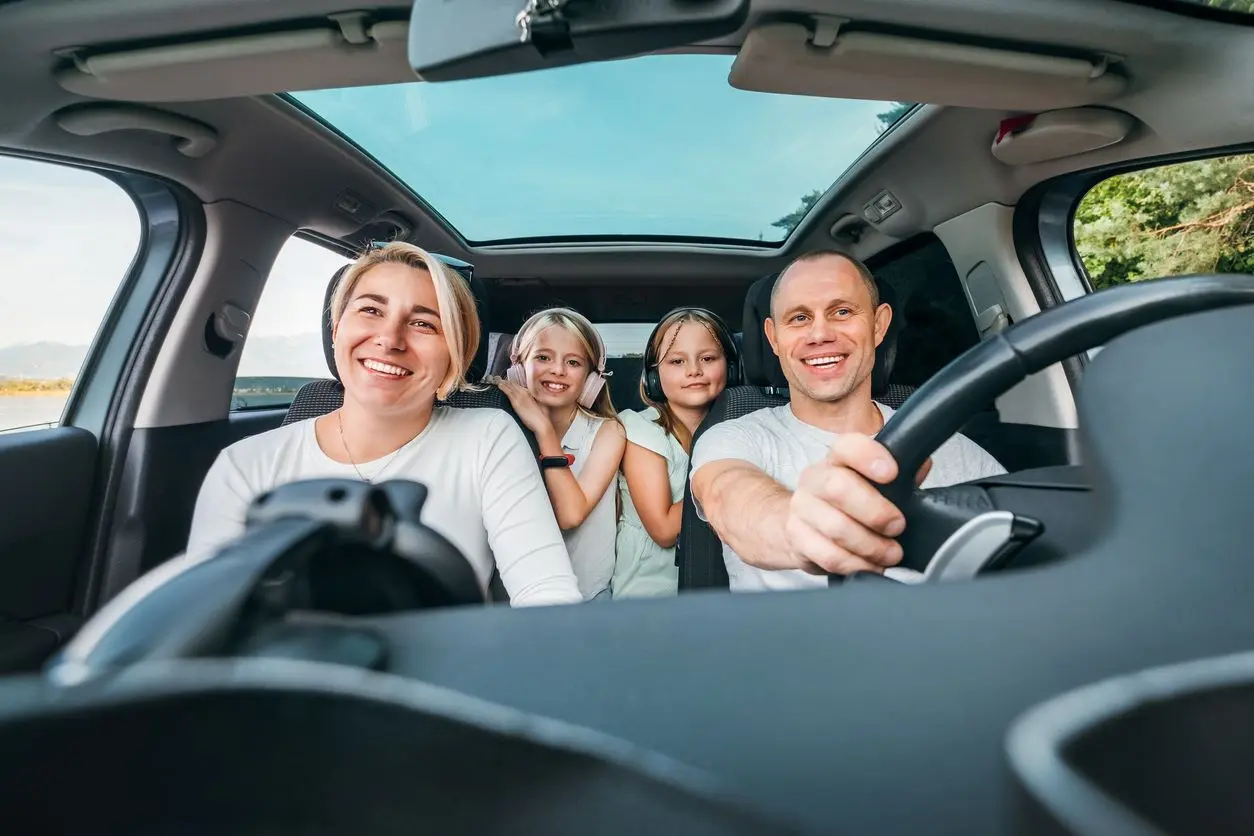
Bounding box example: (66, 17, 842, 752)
(289, 54, 912, 246)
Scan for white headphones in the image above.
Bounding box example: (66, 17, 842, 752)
(507, 308, 610, 409)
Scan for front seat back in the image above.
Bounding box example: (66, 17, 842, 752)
(675, 272, 915, 590)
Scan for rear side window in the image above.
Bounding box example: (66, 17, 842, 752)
(1074, 153, 1254, 290)
(231, 236, 351, 409)
(0, 157, 141, 432)
(872, 236, 981, 388)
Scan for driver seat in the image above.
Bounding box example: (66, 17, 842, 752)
(675, 272, 914, 590)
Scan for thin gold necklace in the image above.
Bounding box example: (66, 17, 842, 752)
(337, 410, 404, 484)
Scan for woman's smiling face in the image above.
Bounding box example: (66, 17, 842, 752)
(332, 262, 451, 416)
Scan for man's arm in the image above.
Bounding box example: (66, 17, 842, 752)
(692, 432, 915, 577)
(691, 459, 797, 570)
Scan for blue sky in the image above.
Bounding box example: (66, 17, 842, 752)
(0, 54, 896, 377)
(294, 54, 894, 242)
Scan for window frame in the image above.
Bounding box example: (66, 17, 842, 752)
(1011, 140, 1254, 389)
(228, 232, 353, 413)
(1069, 150, 1254, 293)
(1020, 141, 1254, 298)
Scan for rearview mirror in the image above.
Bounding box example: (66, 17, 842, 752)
(408, 0, 750, 82)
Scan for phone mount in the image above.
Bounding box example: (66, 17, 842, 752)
(48, 479, 484, 684)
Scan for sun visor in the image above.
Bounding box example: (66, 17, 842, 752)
(54, 15, 414, 102)
(729, 22, 1128, 111)
(990, 108, 1136, 165)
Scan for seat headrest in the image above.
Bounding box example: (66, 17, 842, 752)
(320, 256, 490, 383)
(739, 271, 904, 395)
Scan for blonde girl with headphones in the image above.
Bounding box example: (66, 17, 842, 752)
(612, 308, 739, 598)
(494, 308, 626, 601)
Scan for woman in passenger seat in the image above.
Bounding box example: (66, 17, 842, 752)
(185, 242, 583, 607)
(612, 308, 736, 598)
(493, 308, 626, 601)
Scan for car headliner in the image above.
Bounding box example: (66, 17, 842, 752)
(0, 0, 1252, 283)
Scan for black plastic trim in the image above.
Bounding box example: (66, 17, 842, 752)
(73, 175, 205, 616)
(1014, 178, 1089, 392)
(467, 233, 784, 249)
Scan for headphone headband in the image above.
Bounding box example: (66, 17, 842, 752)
(641, 307, 742, 403)
(643, 307, 738, 369)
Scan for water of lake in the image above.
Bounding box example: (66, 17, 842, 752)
(0, 395, 69, 431)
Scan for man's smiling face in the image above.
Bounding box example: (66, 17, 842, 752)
(765, 254, 891, 406)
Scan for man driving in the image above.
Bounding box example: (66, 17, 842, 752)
(690, 250, 1006, 590)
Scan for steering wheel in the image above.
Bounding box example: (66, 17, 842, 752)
(839, 274, 1254, 585)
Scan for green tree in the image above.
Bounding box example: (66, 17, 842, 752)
(876, 102, 914, 133)
(1074, 154, 1254, 289)
(1204, 0, 1254, 12)
(771, 188, 823, 233)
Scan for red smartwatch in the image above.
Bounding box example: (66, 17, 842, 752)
(539, 454, 575, 470)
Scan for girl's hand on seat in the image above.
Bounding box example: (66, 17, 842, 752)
(493, 377, 554, 437)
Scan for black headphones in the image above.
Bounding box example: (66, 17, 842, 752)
(641, 307, 743, 403)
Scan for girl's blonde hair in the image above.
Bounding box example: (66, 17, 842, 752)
(329, 242, 480, 400)
(510, 307, 617, 419)
(640, 309, 731, 451)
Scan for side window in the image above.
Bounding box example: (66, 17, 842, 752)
(1074, 153, 1254, 290)
(873, 235, 981, 388)
(0, 157, 140, 432)
(231, 236, 351, 409)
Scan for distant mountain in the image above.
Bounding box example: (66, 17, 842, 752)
(233, 333, 326, 378)
(0, 341, 89, 380)
(0, 333, 327, 381)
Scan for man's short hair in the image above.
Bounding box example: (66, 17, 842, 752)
(770, 250, 880, 318)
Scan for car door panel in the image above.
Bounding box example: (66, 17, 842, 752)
(0, 427, 96, 671)
(111, 408, 286, 584)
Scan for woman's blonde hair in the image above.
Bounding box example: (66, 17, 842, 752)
(329, 242, 480, 400)
(640, 308, 731, 452)
(511, 307, 617, 419)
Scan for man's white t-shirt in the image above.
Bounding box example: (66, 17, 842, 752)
(690, 401, 1007, 592)
(186, 407, 583, 607)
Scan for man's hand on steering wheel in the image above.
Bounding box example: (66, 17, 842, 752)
(786, 435, 933, 576)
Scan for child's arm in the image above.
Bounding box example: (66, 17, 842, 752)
(535, 420, 626, 530)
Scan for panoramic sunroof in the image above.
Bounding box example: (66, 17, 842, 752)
(290, 54, 912, 246)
